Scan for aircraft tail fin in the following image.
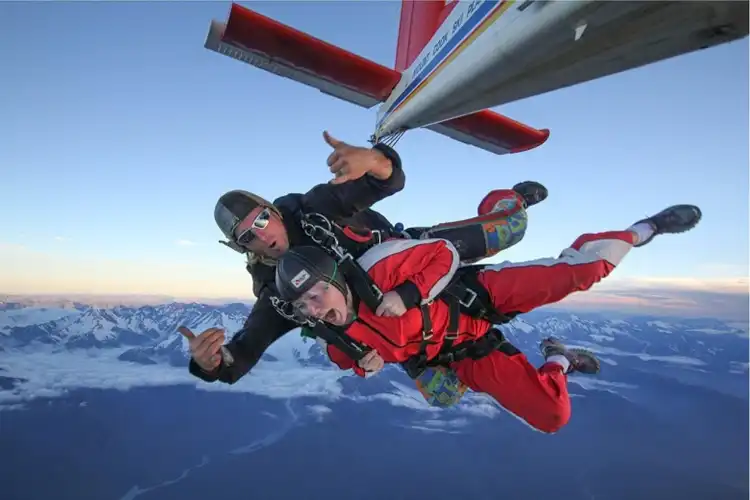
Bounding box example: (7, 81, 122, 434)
(395, 1, 458, 72)
(205, 4, 400, 108)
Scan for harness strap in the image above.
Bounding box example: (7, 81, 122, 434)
(299, 212, 385, 311)
(418, 302, 438, 358)
(402, 328, 521, 379)
(401, 270, 520, 379)
(436, 294, 461, 358)
(309, 321, 370, 362)
(270, 295, 370, 362)
(440, 267, 517, 325)
(337, 253, 384, 311)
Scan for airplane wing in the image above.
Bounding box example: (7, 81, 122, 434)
(204, 19, 398, 108)
(428, 111, 549, 155)
(204, 3, 549, 155)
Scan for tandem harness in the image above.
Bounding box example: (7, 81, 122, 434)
(399, 268, 520, 379)
(270, 212, 520, 377)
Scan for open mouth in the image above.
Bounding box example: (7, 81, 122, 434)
(324, 309, 338, 323)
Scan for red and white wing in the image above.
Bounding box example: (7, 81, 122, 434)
(204, 3, 549, 155)
(204, 4, 399, 108)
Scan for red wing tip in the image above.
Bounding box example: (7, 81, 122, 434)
(510, 128, 550, 154)
(439, 111, 551, 154)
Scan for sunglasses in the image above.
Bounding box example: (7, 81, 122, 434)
(236, 208, 271, 246)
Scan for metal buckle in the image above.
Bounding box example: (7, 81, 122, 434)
(459, 288, 478, 308)
(270, 296, 315, 327)
(301, 212, 348, 260)
(442, 352, 456, 364)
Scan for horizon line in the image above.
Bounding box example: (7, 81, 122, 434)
(1, 290, 747, 325)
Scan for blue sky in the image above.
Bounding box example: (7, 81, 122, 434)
(1, 2, 748, 315)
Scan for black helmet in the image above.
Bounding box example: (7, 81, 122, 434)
(214, 190, 280, 243)
(275, 246, 348, 302)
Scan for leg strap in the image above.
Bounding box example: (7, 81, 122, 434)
(440, 266, 517, 324)
(401, 327, 521, 379)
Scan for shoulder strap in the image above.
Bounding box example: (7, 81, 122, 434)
(299, 212, 385, 312)
(336, 253, 384, 311)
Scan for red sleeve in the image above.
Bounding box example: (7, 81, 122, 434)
(326, 344, 366, 377)
(357, 238, 460, 302)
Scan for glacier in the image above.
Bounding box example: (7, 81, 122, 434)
(0, 300, 746, 412)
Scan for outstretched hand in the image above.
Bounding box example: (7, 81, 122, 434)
(178, 326, 225, 372)
(323, 130, 393, 184)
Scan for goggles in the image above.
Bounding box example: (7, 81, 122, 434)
(236, 208, 271, 246)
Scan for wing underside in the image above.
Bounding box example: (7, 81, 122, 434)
(204, 3, 549, 155)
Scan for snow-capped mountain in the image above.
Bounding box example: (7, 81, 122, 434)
(0, 301, 746, 385)
(0, 302, 253, 350)
(1, 301, 747, 358)
(501, 312, 749, 381)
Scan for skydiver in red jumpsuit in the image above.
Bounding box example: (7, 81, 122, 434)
(273, 204, 702, 433)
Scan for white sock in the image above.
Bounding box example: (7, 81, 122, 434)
(546, 354, 570, 373)
(628, 222, 655, 245)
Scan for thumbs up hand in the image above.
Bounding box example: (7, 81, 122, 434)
(178, 326, 225, 372)
(323, 130, 393, 184)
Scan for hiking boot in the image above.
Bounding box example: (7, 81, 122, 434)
(540, 337, 600, 375)
(512, 181, 548, 208)
(632, 204, 702, 247)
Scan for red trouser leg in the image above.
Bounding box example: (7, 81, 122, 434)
(450, 230, 637, 432)
(452, 351, 570, 433)
(477, 230, 637, 314)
